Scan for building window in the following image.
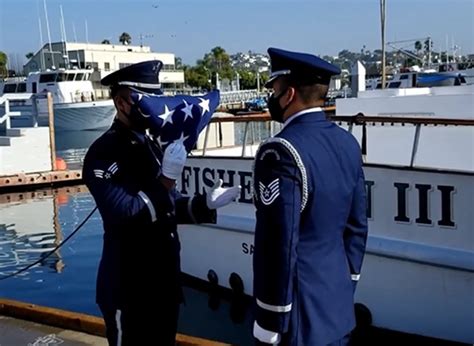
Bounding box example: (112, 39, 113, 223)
(119, 63, 131, 69)
(85, 62, 99, 71)
(104, 62, 110, 71)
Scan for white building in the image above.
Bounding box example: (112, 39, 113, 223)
(24, 41, 184, 90)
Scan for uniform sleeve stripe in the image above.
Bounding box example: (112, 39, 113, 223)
(187, 196, 198, 224)
(256, 299, 292, 313)
(351, 274, 360, 281)
(138, 191, 157, 223)
(253, 321, 281, 344)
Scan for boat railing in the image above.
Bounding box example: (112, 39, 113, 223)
(199, 111, 474, 166)
(0, 93, 52, 132)
(68, 91, 96, 103)
(0, 93, 36, 130)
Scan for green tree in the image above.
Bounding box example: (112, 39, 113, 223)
(0, 51, 7, 78)
(119, 32, 131, 45)
(200, 46, 233, 80)
(259, 71, 269, 87)
(238, 70, 256, 89)
(175, 56, 183, 69)
(424, 39, 433, 54)
(414, 41, 422, 56)
(185, 65, 210, 90)
(101, 39, 111, 44)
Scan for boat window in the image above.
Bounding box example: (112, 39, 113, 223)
(56, 73, 67, 82)
(39, 74, 57, 83)
(17, 83, 27, 92)
(67, 73, 75, 81)
(3, 84, 17, 93)
(388, 81, 401, 88)
(85, 73, 91, 81)
(399, 75, 408, 80)
(75, 73, 84, 81)
(376, 83, 382, 89)
(32, 82, 37, 93)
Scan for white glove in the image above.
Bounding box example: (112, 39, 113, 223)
(206, 179, 241, 209)
(161, 142, 187, 180)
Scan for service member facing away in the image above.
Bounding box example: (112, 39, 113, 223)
(82, 60, 240, 346)
(252, 48, 368, 346)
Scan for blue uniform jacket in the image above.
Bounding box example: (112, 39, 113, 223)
(83, 120, 216, 309)
(253, 110, 368, 345)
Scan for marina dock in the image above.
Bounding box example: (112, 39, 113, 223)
(0, 299, 229, 345)
(0, 92, 83, 192)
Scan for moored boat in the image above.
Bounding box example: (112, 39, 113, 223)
(175, 83, 474, 344)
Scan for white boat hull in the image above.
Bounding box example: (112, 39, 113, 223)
(38, 100, 116, 131)
(177, 157, 474, 344)
(9, 99, 116, 131)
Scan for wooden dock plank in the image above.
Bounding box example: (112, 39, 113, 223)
(0, 169, 83, 192)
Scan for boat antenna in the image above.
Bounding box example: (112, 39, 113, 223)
(380, 0, 386, 89)
(43, 0, 55, 69)
(60, 4, 69, 68)
(85, 19, 89, 44)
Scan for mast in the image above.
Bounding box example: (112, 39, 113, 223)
(38, 18, 45, 70)
(36, 0, 45, 71)
(380, 0, 386, 89)
(60, 5, 69, 68)
(43, 0, 55, 68)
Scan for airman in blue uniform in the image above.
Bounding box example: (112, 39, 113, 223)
(83, 60, 240, 345)
(252, 48, 368, 345)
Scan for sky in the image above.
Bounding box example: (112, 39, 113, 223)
(0, 0, 473, 68)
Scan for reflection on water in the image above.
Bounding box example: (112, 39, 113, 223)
(0, 197, 62, 278)
(55, 130, 105, 169)
(0, 187, 254, 345)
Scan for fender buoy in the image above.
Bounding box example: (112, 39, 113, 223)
(55, 157, 67, 170)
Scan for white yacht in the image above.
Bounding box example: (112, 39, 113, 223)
(365, 68, 467, 90)
(1, 68, 115, 131)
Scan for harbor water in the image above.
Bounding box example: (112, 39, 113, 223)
(0, 130, 468, 345)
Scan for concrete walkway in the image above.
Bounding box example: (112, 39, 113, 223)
(0, 315, 107, 345)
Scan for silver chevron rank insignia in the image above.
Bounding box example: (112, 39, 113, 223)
(259, 178, 280, 205)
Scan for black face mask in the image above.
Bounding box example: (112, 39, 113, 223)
(267, 89, 290, 123)
(121, 97, 149, 132)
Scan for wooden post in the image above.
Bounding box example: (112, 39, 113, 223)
(4, 99, 11, 129)
(47, 92, 57, 171)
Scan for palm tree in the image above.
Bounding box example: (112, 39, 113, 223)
(414, 41, 422, 56)
(0, 51, 7, 78)
(174, 56, 183, 69)
(211, 46, 227, 70)
(119, 32, 131, 45)
(101, 39, 111, 44)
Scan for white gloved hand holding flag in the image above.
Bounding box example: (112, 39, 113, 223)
(161, 142, 187, 180)
(206, 179, 241, 209)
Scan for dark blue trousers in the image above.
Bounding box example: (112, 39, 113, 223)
(99, 303, 179, 346)
(255, 332, 351, 346)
